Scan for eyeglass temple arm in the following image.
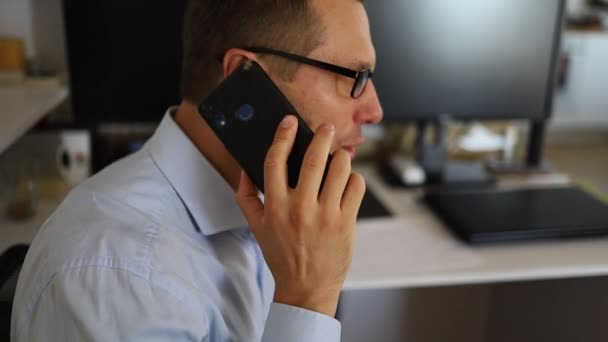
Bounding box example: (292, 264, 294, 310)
(246, 47, 359, 79)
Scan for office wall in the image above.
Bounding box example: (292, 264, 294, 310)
(30, 0, 68, 75)
(0, 0, 67, 75)
(0, 0, 35, 56)
(553, 32, 608, 128)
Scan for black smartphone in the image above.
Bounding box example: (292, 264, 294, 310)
(198, 60, 330, 193)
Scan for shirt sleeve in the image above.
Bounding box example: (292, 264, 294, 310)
(262, 303, 341, 342)
(19, 266, 208, 342)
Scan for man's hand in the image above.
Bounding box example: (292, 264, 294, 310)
(235, 115, 365, 318)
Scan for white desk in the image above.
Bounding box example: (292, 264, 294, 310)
(343, 165, 608, 290)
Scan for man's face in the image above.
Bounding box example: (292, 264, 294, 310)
(269, 0, 383, 160)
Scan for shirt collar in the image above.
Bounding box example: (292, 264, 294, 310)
(147, 107, 248, 236)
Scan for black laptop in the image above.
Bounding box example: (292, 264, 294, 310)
(425, 186, 608, 244)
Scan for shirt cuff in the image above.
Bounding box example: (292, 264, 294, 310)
(262, 303, 341, 342)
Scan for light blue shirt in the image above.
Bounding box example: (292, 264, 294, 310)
(12, 109, 341, 341)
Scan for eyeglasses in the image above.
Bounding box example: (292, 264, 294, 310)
(245, 47, 374, 99)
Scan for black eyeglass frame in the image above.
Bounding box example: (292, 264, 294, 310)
(243, 47, 374, 99)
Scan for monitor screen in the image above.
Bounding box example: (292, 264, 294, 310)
(366, 0, 564, 121)
(63, 1, 186, 124)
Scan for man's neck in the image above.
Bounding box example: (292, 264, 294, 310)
(174, 101, 242, 191)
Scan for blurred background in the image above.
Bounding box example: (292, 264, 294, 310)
(0, 0, 607, 341)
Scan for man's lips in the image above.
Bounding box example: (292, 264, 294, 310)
(339, 136, 365, 160)
(342, 146, 356, 160)
(341, 139, 364, 159)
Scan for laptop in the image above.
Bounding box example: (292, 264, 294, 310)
(424, 186, 608, 244)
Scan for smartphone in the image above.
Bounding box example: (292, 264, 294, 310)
(198, 60, 330, 193)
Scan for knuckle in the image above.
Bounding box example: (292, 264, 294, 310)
(266, 212, 281, 227)
(265, 205, 283, 226)
(264, 153, 281, 170)
(273, 132, 290, 144)
(273, 125, 295, 143)
(289, 202, 310, 226)
(319, 210, 336, 227)
(331, 150, 351, 173)
(288, 210, 304, 226)
(304, 152, 325, 170)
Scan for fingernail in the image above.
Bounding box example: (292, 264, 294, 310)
(281, 115, 296, 128)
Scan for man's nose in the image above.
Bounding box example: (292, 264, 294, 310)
(354, 81, 384, 125)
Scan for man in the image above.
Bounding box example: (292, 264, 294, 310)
(12, 0, 382, 340)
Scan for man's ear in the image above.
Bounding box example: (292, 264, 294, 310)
(222, 48, 259, 78)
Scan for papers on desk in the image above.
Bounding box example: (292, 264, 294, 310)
(346, 217, 484, 290)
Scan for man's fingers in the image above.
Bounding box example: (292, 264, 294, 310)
(319, 149, 351, 208)
(264, 115, 298, 199)
(296, 123, 334, 200)
(341, 172, 366, 220)
(236, 170, 264, 230)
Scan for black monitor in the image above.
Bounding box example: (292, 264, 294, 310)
(63, 1, 187, 125)
(366, 0, 564, 121)
(365, 0, 565, 184)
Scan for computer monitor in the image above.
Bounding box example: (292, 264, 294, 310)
(366, 0, 564, 121)
(365, 0, 565, 183)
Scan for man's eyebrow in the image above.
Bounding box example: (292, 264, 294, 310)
(325, 53, 375, 72)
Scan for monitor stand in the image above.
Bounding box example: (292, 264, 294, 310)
(415, 116, 495, 189)
(486, 120, 552, 174)
(379, 115, 494, 190)
(380, 117, 553, 189)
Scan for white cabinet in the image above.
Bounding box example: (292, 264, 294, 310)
(553, 32, 608, 128)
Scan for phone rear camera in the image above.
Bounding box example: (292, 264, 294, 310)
(235, 104, 255, 122)
(213, 113, 227, 127)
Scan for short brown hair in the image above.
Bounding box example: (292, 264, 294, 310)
(180, 0, 325, 103)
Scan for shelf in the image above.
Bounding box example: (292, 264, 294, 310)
(0, 85, 69, 155)
(567, 27, 608, 34)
